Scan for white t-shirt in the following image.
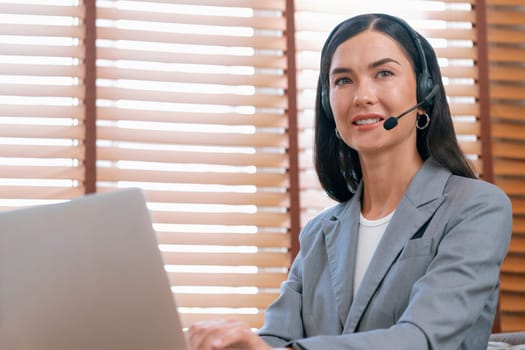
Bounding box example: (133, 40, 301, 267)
(353, 210, 395, 295)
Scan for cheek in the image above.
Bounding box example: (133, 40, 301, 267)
(386, 80, 417, 107)
(330, 90, 352, 119)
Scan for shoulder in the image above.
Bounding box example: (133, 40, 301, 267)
(445, 175, 511, 209)
(420, 157, 511, 211)
(440, 175, 513, 242)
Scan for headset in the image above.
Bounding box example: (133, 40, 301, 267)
(320, 14, 436, 120)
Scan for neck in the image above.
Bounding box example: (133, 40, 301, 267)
(359, 151, 423, 220)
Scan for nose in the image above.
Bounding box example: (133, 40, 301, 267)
(353, 78, 376, 106)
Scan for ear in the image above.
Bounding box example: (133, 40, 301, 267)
(416, 108, 426, 115)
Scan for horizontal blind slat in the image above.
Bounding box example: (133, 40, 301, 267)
(97, 169, 287, 187)
(179, 313, 265, 329)
(489, 47, 525, 63)
(0, 65, 84, 77)
(0, 23, 84, 37)
(0, 166, 84, 179)
(0, 187, 84, 200)
(502, 254, 525, 274)
(491, 104, 525, 122)
(493, 142, 525, 160)
(508, 235, 525, 255)
(500, 313, 525, 333)
(97, 27, 286, 50)
(152, 211, 290, 227)
(501, 273, 525, 292)
(490, 85, 525, 100)
(487, 0, 525, 5)
(132, 0, 286, 10)
(98, 108, 286, 127)
(496, 178, 525, 196)
(0, 44, 85, 58)
(0, 3, 83, 16)
(169, 272, 287, 288)
(488, 28, 525, 44)
(97, 147, 287, 167)
(97, 8, 286, 30)
(0, 125, 84, 139)
(97, 67, 287, 88)
(495, 159, 525, 176)
(0, 105, 84, 118)
(96, 87, 287, 108)
(162, 251, 291, 268)
(158, 232, 290, 247)
(96, 47, 286, 68)
(0, 84, 84, 98)
(500, 292, 525, 312)
(492, 123, 525, 140)
(175, 293, 279, 309)
(97, 127, 287, 147)
(0, 145, 83, 159)
(150, 192, 289, 207)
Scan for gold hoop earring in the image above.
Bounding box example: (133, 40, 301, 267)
(335, 128, 341, 139)
(416, 113, 430, 130)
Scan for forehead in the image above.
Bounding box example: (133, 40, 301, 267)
(330, 30, 413, 68)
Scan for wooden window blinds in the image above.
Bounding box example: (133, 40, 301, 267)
(486, 0, 525, 332)
(0, 1, 85, 209)
(95, 0, 290, 328)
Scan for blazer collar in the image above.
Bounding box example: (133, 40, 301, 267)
(321, 157, 452, 331)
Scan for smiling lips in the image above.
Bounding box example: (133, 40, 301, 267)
(353, 114, 385, 126)
(355, 118, 382, 125)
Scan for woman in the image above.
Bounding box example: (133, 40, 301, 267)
(189, 13, 513, 350)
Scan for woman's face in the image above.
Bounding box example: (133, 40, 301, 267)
(329, 29, 420, 157)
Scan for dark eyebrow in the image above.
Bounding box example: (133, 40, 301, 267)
(330, 67, 352, 77)
(330, 58, 401, 77)
(369, 57, 401, 69)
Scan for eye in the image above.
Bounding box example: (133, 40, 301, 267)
(377, 70, 394, 79)
(334, 77, 352, 86)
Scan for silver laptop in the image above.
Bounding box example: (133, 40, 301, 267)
(0, 188, 188, 350)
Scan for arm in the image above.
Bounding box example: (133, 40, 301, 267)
(258, 249, 305, 347)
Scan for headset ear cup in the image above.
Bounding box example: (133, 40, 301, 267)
(417, 72, 435, 108)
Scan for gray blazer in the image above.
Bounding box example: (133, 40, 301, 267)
(259, 158, 513, 350)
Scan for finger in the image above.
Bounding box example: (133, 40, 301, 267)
(188, 319, 226, 350)
(209, 323, 270, 350)
(188, 319, 242, 350)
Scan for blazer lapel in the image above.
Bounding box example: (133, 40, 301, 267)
(343, 157, 451, 332)
(322, 185, 362, 328)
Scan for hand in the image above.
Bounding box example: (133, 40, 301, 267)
(188, 318, 277, 350)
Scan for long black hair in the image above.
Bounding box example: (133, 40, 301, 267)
(314, 13, 476, 203)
